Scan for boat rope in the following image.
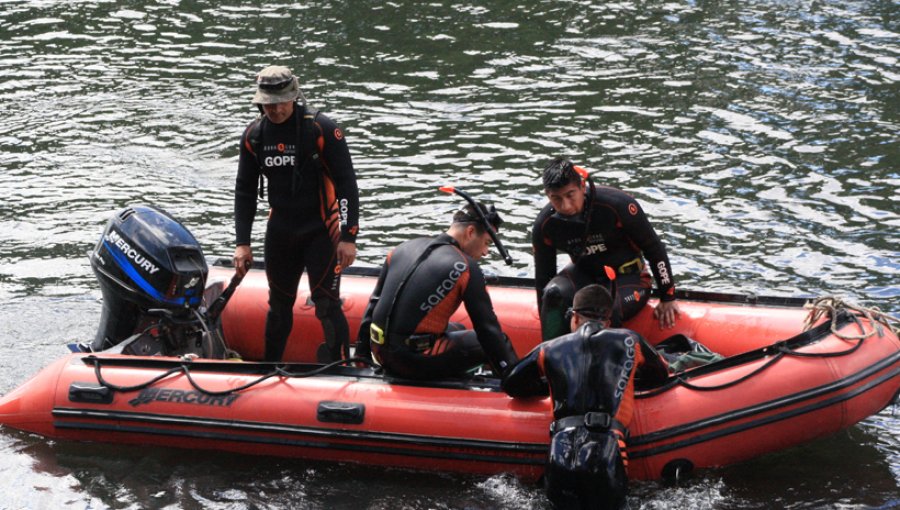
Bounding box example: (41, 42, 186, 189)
(666, 352, 786, 393)
(653, 298, 898, 394)
(91, 359, 183, 393)
(802, 296, 900, 338)
(88, 355, 377, 396)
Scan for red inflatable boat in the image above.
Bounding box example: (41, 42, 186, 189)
(0, 262, 897, 481)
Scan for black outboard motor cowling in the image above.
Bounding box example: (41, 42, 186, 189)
(90, 205, 208, 352)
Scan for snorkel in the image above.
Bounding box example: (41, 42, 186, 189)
(439, 186, 514, 266)
(568, 163, 599, 264)
(572, 164, 596, 206)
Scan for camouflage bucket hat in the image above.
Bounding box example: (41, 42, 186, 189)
(251, 65, 300, 105)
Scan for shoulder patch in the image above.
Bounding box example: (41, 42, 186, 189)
(334, 127, 343, 140)
(628, 203, 638, 216)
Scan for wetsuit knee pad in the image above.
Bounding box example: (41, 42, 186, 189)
(541, 283, 566, 308)
(541, 282, 574, 341)
(615, 274, 651, 324)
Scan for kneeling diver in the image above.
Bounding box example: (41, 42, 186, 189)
(355, 188, 519, 381)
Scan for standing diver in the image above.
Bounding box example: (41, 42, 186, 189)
(232, 65, 360, 363)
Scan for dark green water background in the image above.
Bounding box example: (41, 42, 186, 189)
(0, 1, 897, 508)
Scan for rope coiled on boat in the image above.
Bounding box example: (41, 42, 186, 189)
(802, 296, 899, 339)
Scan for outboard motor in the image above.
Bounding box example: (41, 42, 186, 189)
(90, 205, 210, 356)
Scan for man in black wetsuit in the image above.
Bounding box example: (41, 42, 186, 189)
(233, 65, 360, 363)
(533, 156, 680, 340)
(355, 203, 519, 380)
(503, 284, 669, 510)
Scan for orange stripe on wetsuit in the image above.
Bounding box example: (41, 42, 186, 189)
(613, 341, 646, 429)
(315, 130, 342, 248)
(420, 247, 470, 355)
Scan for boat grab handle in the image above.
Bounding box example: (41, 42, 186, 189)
(317, 401, 365, 425)
(69, 382, 114, 404)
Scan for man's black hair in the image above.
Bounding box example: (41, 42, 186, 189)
(453, 202, 503, 234)
(571, 284, 613, 322)
(542, 156, 581, 190)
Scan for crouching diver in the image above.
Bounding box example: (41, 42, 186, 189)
(355, 190, 518, 380)
(502, 284, 669, 510)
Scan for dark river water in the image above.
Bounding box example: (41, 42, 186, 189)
(1, 0, 897, 508)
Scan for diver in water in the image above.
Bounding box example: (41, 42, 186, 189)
(503, 284, 668, 510)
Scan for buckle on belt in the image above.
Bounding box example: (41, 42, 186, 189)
(370, 324, 385, 345)
(550, 412, 612, 435)
(617, 257, 644, 275)
(584, 412, 611, 429)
